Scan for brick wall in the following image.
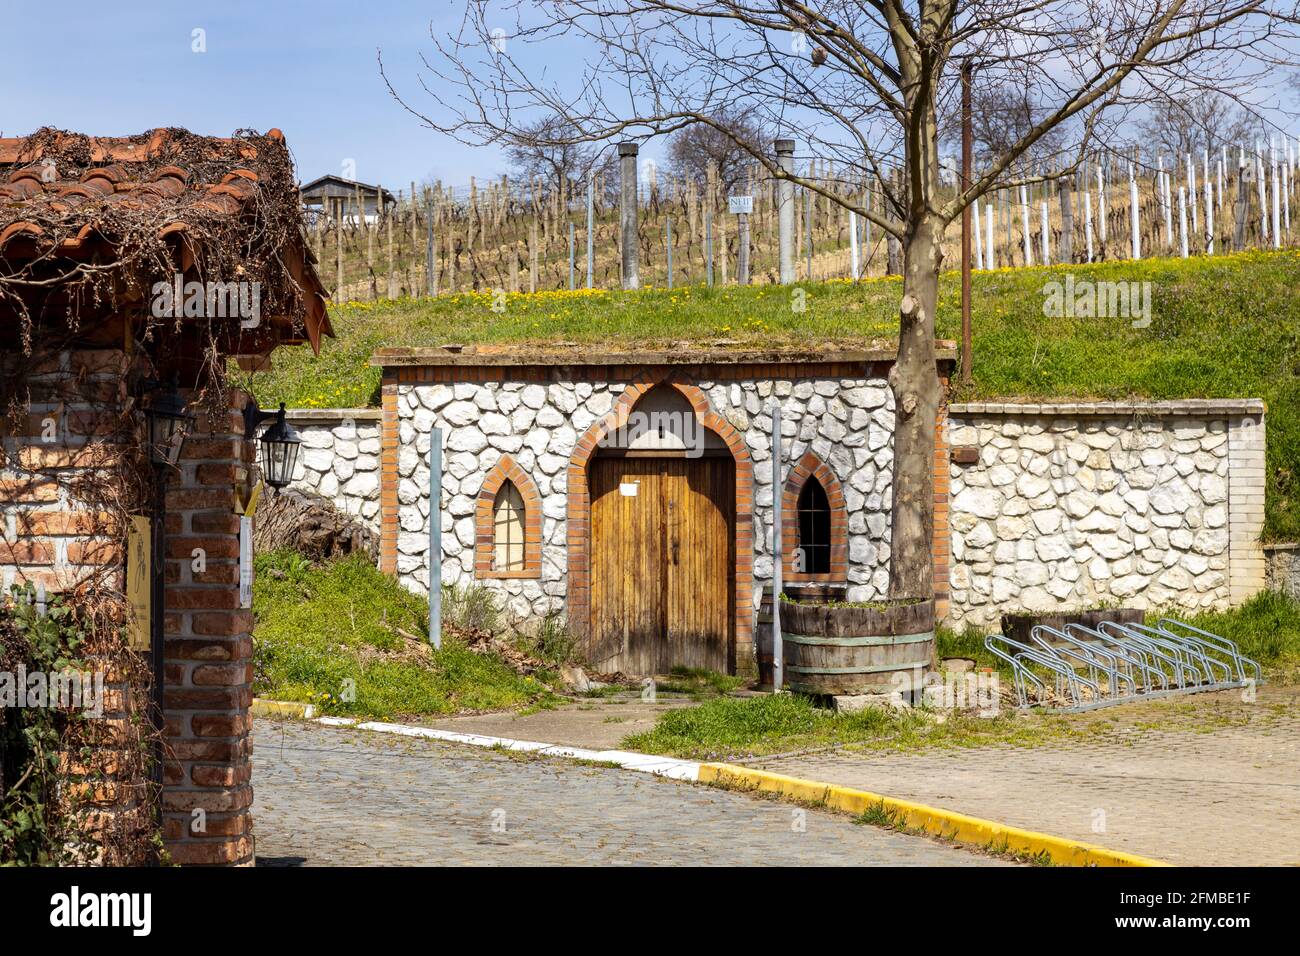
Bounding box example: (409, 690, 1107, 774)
(1, 351, 255, 865)
(160, 389, 256, 865)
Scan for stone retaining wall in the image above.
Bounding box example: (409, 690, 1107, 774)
(284, 409, 382, 531)
(389, 373, 897, 619)
(945, 400, 1267, 627)
(1265, 544, 1300, 600)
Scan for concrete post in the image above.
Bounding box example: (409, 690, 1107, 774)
(618, 142, 640, 290)
(775, 139, 796, 284)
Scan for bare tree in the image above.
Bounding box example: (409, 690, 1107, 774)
(961, 85, 1069, 169)
(1136, 90, 1262, 159)
(382, 1, 1299, 601)
(667, 107, 774, 192)
(504, 115, 598, 196)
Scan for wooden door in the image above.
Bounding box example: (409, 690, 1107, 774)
(589, 456, 734, 675)
(663, 458, 734, 672)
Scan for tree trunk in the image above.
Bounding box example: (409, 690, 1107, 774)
(887, 214, 943, 600)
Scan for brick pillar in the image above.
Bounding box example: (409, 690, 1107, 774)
(1228, 407, 1267, 604)
(161, 389, 255, 865)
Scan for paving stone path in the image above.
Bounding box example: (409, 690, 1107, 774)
(752, 696, 1300, 866)
(252, 719, 1010, 866)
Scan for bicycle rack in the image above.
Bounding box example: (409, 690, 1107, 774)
(985, 618, 1261, 712)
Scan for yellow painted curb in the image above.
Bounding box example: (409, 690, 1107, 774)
(251, 698, 318, 719)
(697, 763, 1168, 867)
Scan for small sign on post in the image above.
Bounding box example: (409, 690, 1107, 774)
(728, 195, 753, 215)
(126, 515, 151, 650)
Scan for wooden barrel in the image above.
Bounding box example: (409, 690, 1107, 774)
(778, 598, 935, 695)
(757, 584, 847, 689)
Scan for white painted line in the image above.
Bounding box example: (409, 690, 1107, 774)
(311, 716, 701, 781)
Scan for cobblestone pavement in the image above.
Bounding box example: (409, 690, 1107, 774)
(252, 719, 1011, 866)
(752, 691, 1300, 866)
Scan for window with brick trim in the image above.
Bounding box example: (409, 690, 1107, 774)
(796, 478, 831, 574)
(782, 451, 847, 583)
(474, 455, 542, 579)
(493, 481, 526, 572)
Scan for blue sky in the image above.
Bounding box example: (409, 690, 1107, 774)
(3, 2, 1296, 195)
(0, 0, 522, 192)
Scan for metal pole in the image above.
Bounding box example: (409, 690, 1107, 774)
(737, 211, 750, 285)
(586, 176, 594, 289)
(149, 465, 166, 829)
(618, 142, 640, 289)
(775, 139, 796, 283)
(428, 428, 443, 648)
(771, 404, 783, 693)
(960, 58, 972, 386)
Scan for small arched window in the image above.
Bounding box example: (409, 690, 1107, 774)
(796, 478, 832, 574)
(493, 481, 527, 572)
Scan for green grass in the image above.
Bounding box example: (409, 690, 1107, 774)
(620, 691, 1075, 761)
(242, 250, 1300, 539)
(252, 550, 555, 718)
(626, 594, 1300, 759)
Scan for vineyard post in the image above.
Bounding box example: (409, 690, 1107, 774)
(426, 191, 436, 296)
(1084, 185, 1095, 261)
(705, 207, 714, 286)
(585, 175, 594, 288)
(1178, 185, 1189, 258)
(1129, 169, 1140, 260)
(666, 216, 674, 290)
(618, 142, 640, 289)
(775, 138, 795, 283)
(1234, 150, 1249, 251)
(804, 187, 813, 279)
(568, 221, 575, 290)
(335, 197, 343, 303)
(1058, 175, 1074, 263)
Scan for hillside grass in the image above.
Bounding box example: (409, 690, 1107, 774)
(240, 249, 1300, 539)
(251, 550, 556, 718)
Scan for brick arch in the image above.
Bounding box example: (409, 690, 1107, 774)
(474, 454, 541, 579)
(566, 373, 755, 673)
(782, 450, 848, 584)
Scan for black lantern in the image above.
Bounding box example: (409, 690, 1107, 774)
(143, 380, 194, 466)
(244, 401, 301, 491)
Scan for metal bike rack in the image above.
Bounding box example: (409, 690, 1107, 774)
(985, 618, 1261, 712)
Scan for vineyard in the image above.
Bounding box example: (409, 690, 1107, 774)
(307, 143, 1300, 301)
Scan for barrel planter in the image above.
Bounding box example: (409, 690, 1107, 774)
(778, 598, 936, 696)
(756, 585, 847, 689)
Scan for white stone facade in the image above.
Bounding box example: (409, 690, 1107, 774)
(390, 373, 895, 620)
(285, 409, 383, 531)
(946, 401, 1267, 627)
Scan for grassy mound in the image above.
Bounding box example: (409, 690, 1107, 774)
(241, 250, 1300, 539)
(251, 550, 557, 718)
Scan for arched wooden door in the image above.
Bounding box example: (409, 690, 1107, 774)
(588, 454, 735, 675)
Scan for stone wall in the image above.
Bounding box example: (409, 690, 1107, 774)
(387, 371, 896, 621)
(285, 409, 382, 531)
(945, 400, 1267, 627)
(1265, 544, 1300, 600)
